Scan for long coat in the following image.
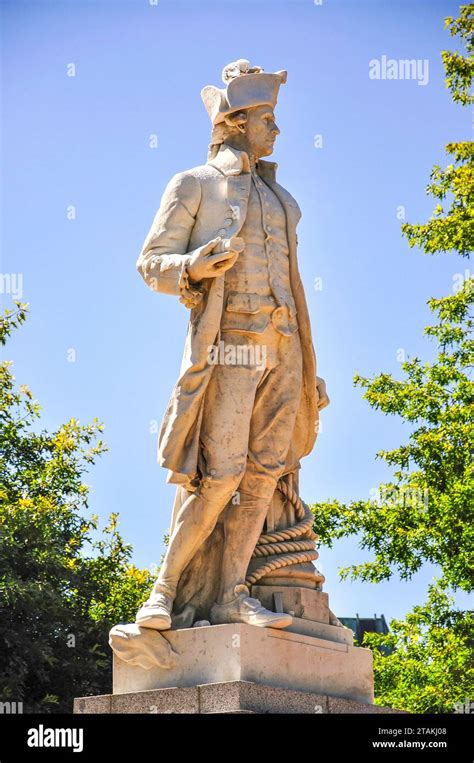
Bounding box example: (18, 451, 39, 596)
(137, 143, 321, 488)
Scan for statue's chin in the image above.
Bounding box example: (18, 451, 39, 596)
(256, 146, 274, 158)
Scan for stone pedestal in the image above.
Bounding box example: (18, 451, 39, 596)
(72, 585, 388, 714)
(111, 621, 372, 701)
(75, 680, 404, 715)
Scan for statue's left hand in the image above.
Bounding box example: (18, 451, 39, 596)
(316, 376, 330, 410)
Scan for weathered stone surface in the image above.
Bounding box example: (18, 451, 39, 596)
(100, 60, 375, 718)
(327, 695, 409, 714)
(285, 616, 354, 645)
(111, 686, 199, 714)
(75, 680, 403, 714)
(251, 584, 330, 623)
(73, 694, 111, 714)
(112, 623, 373, 705)
(130, 58, 330, 635)
(199, 681, 328, 714)
(108, 623, 179, 670)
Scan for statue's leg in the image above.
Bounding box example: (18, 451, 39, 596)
(137, 350, 266, 629)
(217, 330, 303, 604)
(217, 489, 273, 604)
(136, 479, 242, 629)
(150, 477, 241, 601)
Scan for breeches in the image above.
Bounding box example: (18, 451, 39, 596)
(197, 325, 303, 504)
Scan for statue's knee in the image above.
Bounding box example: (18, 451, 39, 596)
(198, 470, 244, 506)
(238, 473, 277, 505)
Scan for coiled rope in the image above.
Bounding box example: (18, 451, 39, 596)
(245, 478, 324, 587)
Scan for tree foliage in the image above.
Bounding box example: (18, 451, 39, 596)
(313, 285, 473, 593)
(442, 4, 474, 107)
(402, 8, 473, 256)
(0, 304, 154, 712)
(311, 6, 473, 712)
(363, 584, 473, 713)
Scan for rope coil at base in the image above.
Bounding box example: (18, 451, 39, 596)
(245, 478, 325, 587)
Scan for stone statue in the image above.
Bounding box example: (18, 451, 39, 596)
(134, 59, 330, 635)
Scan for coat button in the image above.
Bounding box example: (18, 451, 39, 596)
(217, 228, 227, 236)
(223, 218, 233, 226)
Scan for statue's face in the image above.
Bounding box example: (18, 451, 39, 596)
(244, 105, 280, 158)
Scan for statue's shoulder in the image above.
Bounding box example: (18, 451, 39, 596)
(184, 162, 223, 184)
(163, 162, 221, 196)
(176, 161, 221, 180)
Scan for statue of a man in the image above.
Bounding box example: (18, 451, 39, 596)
(135, 59, 329, 633)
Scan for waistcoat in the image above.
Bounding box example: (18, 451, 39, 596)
(222, 167, 298, 336)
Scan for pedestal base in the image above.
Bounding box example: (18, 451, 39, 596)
(75, 585, 392, 714)
(74, 680, 403, 714)
(112, 621, 373, 702)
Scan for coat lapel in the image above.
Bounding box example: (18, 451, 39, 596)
(208, 146, 302, 241)
(208, 145, 251, 237)
(257, 159, 302, 235)
(225, 174, 252, 232)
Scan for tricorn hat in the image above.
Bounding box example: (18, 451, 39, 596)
(201, 59, 287, 126)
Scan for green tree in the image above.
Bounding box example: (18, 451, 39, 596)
(364, 584, 473, 714)
(0, 303, 154, 712)
(311, 6, 473, 712)
(313, 285, 473, 594)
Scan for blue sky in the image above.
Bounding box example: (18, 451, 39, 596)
(2, 0, 471, 622)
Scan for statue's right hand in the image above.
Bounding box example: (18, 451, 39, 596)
(187, 237, 244, 282)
